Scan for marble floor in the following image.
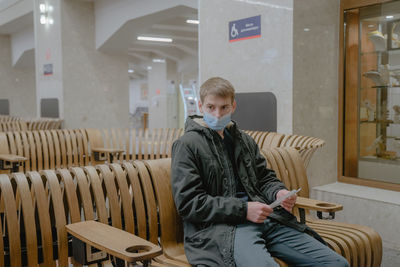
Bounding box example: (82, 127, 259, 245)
(381, 247, 400, 267)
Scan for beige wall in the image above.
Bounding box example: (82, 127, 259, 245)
(61, 0, 129, 129)
(0, 34, 36, 117)
(293, 0, 340, 188)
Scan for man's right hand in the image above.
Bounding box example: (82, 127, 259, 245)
(246, 202, 273, 223)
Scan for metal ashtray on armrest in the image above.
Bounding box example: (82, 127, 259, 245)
(65, 220, 162, 266)
(295, 197, 343, 224)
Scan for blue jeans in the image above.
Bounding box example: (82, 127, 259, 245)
(234, 219, 349, 267)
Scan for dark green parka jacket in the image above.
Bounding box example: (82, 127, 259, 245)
(171, 116, 308, 267)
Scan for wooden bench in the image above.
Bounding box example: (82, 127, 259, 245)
(260, 147, 382, 267)
(90, 128, 184, 161)
(0, 149, 381, 266)
(0, 128, 324, 175)
(0, 129, 96, 174)
(0, 128, 184, 174)
(0, 121, 28, 132)
(0, 116, 62, 131)
(26, 118, 63, 130)
(0, 162, 189, 266)
(245, 130, 325, 168)
(94, 128, 324, 168)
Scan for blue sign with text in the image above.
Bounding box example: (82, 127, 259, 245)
(229, 15, 261, 42)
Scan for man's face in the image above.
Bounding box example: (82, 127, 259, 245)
(199, 94, 236, 118)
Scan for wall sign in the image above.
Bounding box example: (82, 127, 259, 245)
(229, 15, 261, 42)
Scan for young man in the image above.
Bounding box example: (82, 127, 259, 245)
(171, 77, 349, 267)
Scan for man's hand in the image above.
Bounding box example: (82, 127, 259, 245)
(276, 189, 297, 213)
(246, 202, 273, 223)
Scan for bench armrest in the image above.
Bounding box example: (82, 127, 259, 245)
(66, 220, 162, 263)
(295, 197, 343, 223)
(295, 197, 343, 213)
(91, 147, 124, 162)
(0, 154, 28, 171)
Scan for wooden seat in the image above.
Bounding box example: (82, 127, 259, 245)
(260, 147, 382, 267)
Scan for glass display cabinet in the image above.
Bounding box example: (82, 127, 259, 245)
(343, 1, 400, 186)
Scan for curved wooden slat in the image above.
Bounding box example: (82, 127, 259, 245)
(0, 174, 21, 267)
(109, 163, 135, 234)
(133, 160, 158, 244)
(11, 173, 38, 266)
(122, 162, 147, 238)
(69, 167, 94, 220)
(40, 170, 69, 266)
(26, 171, 54, 266)
(95, 165, 122, 228)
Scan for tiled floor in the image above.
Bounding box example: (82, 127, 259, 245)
(381, 247, 400, 267)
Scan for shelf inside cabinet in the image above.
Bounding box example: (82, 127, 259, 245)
(360, 120, 394, 124)
(361, 51, 388, 56)
(360, 86, 400, 90)
(371, 85, 400, 88)
(360, 156, 400, 164)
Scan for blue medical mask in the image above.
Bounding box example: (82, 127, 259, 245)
(203, 112, 231, 131)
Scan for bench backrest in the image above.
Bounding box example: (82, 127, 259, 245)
(245, 130, 325, 168)
(97, 128, 184, 161)
(0, 121, 28, 132)
(0, 129, 94, 172)
(0, 116, 62, 131)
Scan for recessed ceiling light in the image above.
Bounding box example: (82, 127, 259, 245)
(303, 28, 310, 32)
(386, 15, 394, 19)
(152, 58, 165, 63)
(137, 36, 173, 42)
(147, 66, 152, 70)
(186, 19, 199, 24)
(128, 69, 134, 73)
(368, 24, 375, 28)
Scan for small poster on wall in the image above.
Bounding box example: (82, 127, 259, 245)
(43, 63, 53, 76)
(141, 83, 148, 100)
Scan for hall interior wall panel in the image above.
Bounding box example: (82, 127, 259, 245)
(0, 35, 36, 117)
(61, 0, 129, 129)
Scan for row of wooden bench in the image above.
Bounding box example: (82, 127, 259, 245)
(0, 116, 63, 132)
(0, 128, 325, 174)
(0, 147, 381, 266)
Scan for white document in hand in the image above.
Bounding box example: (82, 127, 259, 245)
(269, 188, 301, 209)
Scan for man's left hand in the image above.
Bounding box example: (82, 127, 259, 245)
(276, 189, 297, 213)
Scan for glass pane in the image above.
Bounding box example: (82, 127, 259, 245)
(356, 1, 400, 184)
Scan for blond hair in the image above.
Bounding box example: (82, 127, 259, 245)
(200, 77, 235, 104)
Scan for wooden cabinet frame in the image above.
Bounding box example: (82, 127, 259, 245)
(338, 0, 400, 191)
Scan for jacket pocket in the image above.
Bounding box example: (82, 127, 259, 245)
(185, 224, 215, 248)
